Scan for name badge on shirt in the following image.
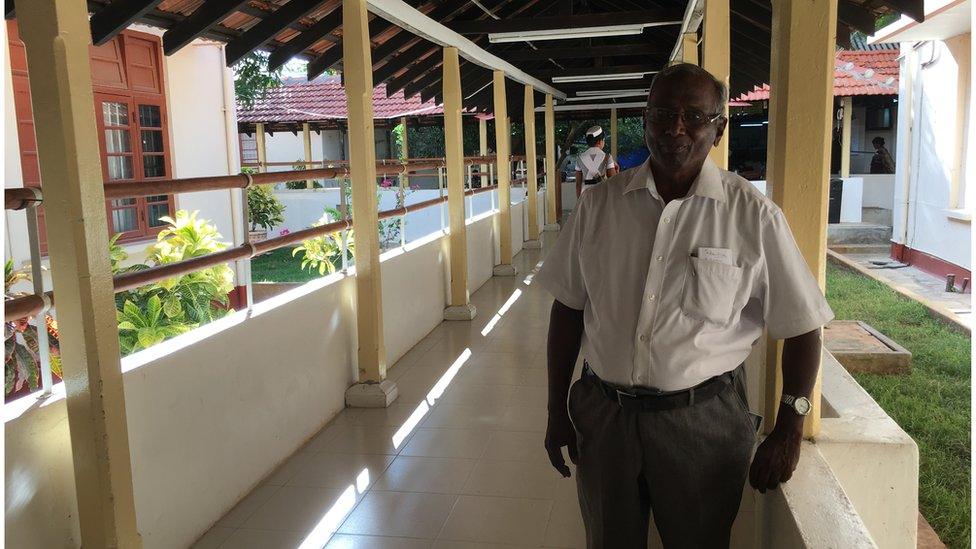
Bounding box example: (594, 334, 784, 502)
(698, 247, 734, 265)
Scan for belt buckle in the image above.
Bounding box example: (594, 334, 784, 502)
(615, 388, 636, 407)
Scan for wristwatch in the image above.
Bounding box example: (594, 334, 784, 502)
(781, 393, 812, 416)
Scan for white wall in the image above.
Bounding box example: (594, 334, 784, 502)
(4, 209, 509, 548)
(859, 174, 896, 211)
(892, 35, 972, 270)
(162, 38, 242, 266)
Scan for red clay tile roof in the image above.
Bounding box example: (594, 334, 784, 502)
(238, 76, 444, 123)
(735, 49, 899, 102)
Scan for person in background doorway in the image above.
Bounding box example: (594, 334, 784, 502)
(871, 137, 895, 174)
(575, 126, 618, 197)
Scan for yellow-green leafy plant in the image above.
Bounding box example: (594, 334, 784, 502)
(293, 209, 355, 275)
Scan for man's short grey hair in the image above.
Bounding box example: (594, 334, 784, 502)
(648, 63, 729, 113)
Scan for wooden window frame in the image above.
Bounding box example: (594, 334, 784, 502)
(90, 29, 175, 244)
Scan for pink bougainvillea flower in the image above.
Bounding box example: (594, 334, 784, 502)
(280, 228, 291, 236)
(380, 179, 393, 188)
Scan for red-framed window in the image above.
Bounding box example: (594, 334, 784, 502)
(7, 23, 173, 246)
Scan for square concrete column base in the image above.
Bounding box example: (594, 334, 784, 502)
(523, 239, 542, 249)
(544, 223, 560, 232)
(444, 303, 477, 321)
(346, 379, 398, 408)
(493, 264, 519, 277)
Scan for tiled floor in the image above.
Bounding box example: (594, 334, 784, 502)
(193, 235, 588, 548)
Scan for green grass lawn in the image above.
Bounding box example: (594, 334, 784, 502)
(250, 247, 323, 283)
(826, 263, 971, 548)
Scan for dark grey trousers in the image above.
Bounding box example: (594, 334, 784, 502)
(568, 368, 757, 549)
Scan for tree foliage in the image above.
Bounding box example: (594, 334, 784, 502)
(234, 52, 283, 111)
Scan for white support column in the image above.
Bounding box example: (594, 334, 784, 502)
(524, 85, 541, 248)
(303, 122, 313, 187)
(256, 122, 267, 173)
(610, 107, 619, 162)
(544, 94, 559, 231)
(18, 1, 142, 546)
(840, 96, 852, 178)
(493, 70, 518, 276)
(443, 47, 477, 320)
(479, 116, 489, 185)
(343, 0, 396, 407)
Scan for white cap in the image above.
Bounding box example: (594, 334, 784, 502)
(585, 126, 603, 138)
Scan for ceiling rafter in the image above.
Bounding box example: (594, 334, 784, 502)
(162, 0, 250, 55)
(370, 0, 533, 89)
(90, 0, 164, 46)
(225, 0, 330, 66)
(267, 5, 343, 71)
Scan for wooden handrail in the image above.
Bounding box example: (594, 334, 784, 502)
(5, 183, 507, 321)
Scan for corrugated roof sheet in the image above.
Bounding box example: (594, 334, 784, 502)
(238, 75, 444, 123)
(735, 49, 898, 101)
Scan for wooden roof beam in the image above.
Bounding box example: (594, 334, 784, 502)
(162, 0, 249, 55)
(367, 0, 565, 98)
(446, 9, 684, 34)
(225, 0, 330, 66)
(371, 0, 532, 90)
(90, 0, 164, 46)
(267, 6, 342, 71)
(312, 0, 509, 81)
(876, 0, 925, 22)
(385, 50, 442, 94)
(837, 0, 881, 34)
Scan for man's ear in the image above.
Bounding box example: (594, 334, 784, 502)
(713, 116, 728, 146)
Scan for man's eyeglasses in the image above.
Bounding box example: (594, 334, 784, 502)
(646, 107, 724, 127)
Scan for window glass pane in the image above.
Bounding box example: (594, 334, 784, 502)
(111, 198, 136, 207)
(143, 155, 166, 178)
(138, 104, 161, 128)
(102, 102, 128, 126)
(147, 203, 170, 227)
(141, 130, 163, 152)
(107, 155, 133, 180)
(105, 129, 131, 153)
(112, 207, 138, 233)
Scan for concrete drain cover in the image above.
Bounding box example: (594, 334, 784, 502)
(824, 320, 912, 375)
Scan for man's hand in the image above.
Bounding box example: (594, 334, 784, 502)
(545, 410, 578, 478)
(749, 417, 802, 493)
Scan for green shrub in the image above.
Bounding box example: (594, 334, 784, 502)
(247, 184, 285, 231)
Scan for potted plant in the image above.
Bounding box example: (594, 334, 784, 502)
(247, 184, 285, 242)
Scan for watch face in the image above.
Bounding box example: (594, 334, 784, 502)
(795, 397, 812, 415)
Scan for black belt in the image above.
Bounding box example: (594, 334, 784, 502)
(584, 178, 601, 185)
(583, 363, 736, 411)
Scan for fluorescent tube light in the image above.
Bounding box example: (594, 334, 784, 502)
(566, 92, 649, 101)
(552, 71, 656, 83)
(488, 21, 680, 43)
(576, 88, 649, 96)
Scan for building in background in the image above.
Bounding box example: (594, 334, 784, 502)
(870, 0, 972, 289)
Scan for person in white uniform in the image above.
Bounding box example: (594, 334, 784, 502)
(575, 125, 618, 197)
(539, 63, 834, 548)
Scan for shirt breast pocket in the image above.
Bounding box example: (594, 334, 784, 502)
(681, 256, 744, 326)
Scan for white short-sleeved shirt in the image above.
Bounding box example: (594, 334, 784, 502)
(575, 147, 617, 180)
(535, 157, 834, 391)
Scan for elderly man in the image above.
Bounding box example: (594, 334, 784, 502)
(537, 63, 834, 548)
